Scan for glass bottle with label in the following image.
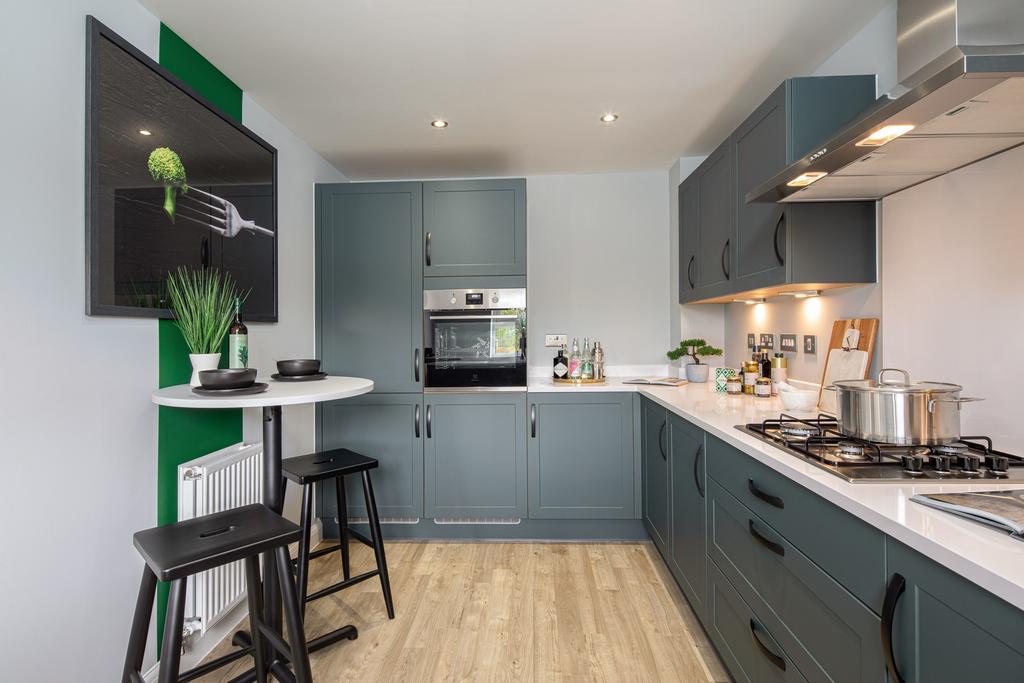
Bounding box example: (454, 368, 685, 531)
(581, 337, 594, 379)
(568, 338, 582, 379)
(771, 353, 788, 395)
(553, 344, 569, 380)
(228, 297, 248, 369)
(759, 349, 772, 379)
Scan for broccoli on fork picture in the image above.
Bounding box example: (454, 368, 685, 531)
(147, 146, 187, 221)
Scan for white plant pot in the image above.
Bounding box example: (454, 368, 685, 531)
(189, 353, 221, 387)
(685, 363, 710, 383)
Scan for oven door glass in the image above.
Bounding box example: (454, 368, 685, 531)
(425, 309, 526, 387)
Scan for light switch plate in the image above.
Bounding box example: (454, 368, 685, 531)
(545, 334, 568, 348)
(804, 335, 817, 354)
(759, 333, 775, 350)
(747, 333, 757, 349)
(780, 334, 797, 352)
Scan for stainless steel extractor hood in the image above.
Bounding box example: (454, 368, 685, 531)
(749, 0, 1024, 203)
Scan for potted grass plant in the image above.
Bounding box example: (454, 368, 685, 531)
(165, 267, 244, 386)
(667, 338, 723, 383)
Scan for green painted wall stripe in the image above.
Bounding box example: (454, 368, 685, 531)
(155, 24, 245, 651)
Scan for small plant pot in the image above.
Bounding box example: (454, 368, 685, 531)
(189, 353, 222, 387)
(685, 363, 710, 383)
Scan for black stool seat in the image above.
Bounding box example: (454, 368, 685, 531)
(282, 447, 378, 485)
(133, 504, 300, 582)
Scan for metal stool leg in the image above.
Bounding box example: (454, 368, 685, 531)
(158, 578, 187, 683)
(296, 483, 314, 618)
(244, 556, 269, 683)
(361, 470, 395, 619)
(122, 566, 157, 682)
(335, 476, 351, 580)
(275, 547, 313, 683)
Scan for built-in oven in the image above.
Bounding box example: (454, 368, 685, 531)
(423, 288, 526, 390)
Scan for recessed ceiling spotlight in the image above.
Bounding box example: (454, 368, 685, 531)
(138, 129, 152, 136)
(430, 119, 449, 129)
(600, 113, 619, 123)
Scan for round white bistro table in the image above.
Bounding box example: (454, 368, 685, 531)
(152, 375, 373, 681)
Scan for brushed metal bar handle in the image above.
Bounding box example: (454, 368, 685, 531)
(750, 620, 786, 671)
(414, 404, 421, 438)
(881, 573, 907, 683)
(425, 231, 432, 266)
(749, 520, 785, 557)
(748, 479, 784, 509)
(530, 404, 537, 438)
(426, 405, 432, 438)
(694, 445, 704, 498)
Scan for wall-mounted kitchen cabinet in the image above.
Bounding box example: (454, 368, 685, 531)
(679, 75, 877, 304)
(423, 392, 527, 519)
(318, 393, 424, 523)
(423, 179, 526, 278)
(317, 182, 423, 392)
(526, 393, 636, 520)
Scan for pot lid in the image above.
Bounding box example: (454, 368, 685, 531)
(833, 368, 962, 394)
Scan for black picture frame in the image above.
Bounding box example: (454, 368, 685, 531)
(84, 15, 279, 322)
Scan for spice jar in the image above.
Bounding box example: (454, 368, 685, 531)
(755, 377, 772, 398)
(726, 374, 743, 395)
(742, 361, 759, 395)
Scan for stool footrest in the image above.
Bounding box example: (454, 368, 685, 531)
(307, 624, 359, 653)
(306, 569, 379, 602)
(347, 527, 374, 548)
(178, 645, 254, 682)
(308, 543, 344, 561)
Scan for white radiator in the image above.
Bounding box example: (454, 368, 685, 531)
(178, 442, 263, 639)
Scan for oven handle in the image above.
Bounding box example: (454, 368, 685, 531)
(428, 314, 520, 320)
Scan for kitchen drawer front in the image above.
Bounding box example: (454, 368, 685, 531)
(708, 480, 884, 683)
(706, 434, 885, 612)
(707, 560, 808, 683)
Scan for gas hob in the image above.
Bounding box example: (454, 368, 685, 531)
(737, 415, 1024, 483)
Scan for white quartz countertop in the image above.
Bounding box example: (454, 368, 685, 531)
(528, 377, 1024, 611)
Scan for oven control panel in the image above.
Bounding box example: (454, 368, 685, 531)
(424, 288, 526, 311)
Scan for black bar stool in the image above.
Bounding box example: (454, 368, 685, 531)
(122, 504, 312, 683)
(283, 448, 395, 634)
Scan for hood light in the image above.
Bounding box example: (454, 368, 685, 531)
(855, 124, 914, 147)
(787, 172, 827, 187)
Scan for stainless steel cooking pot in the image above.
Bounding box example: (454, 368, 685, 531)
(831, 368, 983, 445)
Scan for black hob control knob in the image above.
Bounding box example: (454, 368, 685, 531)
(959, 454, 981, 473)
(985, 456, 1010, 474)
(902, 455, 924, 475)
(929, 454, 952, 472)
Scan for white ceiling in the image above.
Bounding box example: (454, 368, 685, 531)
(141, 0, 888, 180)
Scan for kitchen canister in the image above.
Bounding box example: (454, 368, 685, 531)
(714, 367, 736, 393)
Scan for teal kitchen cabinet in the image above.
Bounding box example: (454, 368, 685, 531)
(641, 397, 670, 554)
(527, 393, 635, 519)
(668, 411, 707, 619)
(423, 179, 526, 277)
(885, 539, 1024, 683)
(678, 175, 700, 302)
(695, 141, 733, 294)
(424, 392, 527, 518)
(318, 393, 424, 522)
(316, 182, 423, 393)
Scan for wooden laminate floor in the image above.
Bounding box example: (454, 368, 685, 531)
(201, 541, 729, 682)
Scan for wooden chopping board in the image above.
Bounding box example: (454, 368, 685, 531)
(817, 318, 878, 415)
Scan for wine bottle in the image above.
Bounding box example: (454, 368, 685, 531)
(759, 349, 771, 379)
(228, 297, 248, 369)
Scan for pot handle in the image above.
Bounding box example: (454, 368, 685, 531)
(928, 396, 984, 413)
(878, 368, 911, 386)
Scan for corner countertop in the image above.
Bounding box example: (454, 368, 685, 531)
(529, 376, 1024, 612)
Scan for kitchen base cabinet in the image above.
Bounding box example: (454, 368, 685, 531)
(424, 393, 527, 518)
(641, 398, 670, 554)
(668, 411, 707, 619)
(886, 539, 1024, 683)
(707, 560, 808, 683)
(318, 393, 424, 523)
(527, 393, 635, 519)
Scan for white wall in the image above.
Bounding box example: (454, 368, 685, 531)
(0, 3, 341, 679)
(527, 171, 669, 370)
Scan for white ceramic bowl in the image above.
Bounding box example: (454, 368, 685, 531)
(778, 388, 817, 411)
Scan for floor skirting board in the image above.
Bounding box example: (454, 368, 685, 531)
(321, 517, 647, 541)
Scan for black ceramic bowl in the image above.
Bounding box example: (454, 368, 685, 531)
(276, 359, 321, 376)
(198, 368, 258, 389)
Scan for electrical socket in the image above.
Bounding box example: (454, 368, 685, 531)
(804, 335, 817, 354)
(759, 333, 775, 350)
(747, 333, 757, 349)
(544, 334, 568, 348)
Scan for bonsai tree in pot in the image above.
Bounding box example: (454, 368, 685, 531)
(165, 266, 244, 386)
(667, 338, 723, 383)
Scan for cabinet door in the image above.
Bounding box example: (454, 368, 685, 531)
(886, 540, 1024, 683)
(318, 393, 423, 520)
(734, 86, 788, 288)
(697, 142, 733, 291)
(678, 176, 700, 303)
(423, 179, 526, 277)
(424, 393, 527, 518)
(317, 183, 423, 393)
(669, 413, 707, 617)
(527, 393, 635, 519)
(641, 398, 670, 553)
